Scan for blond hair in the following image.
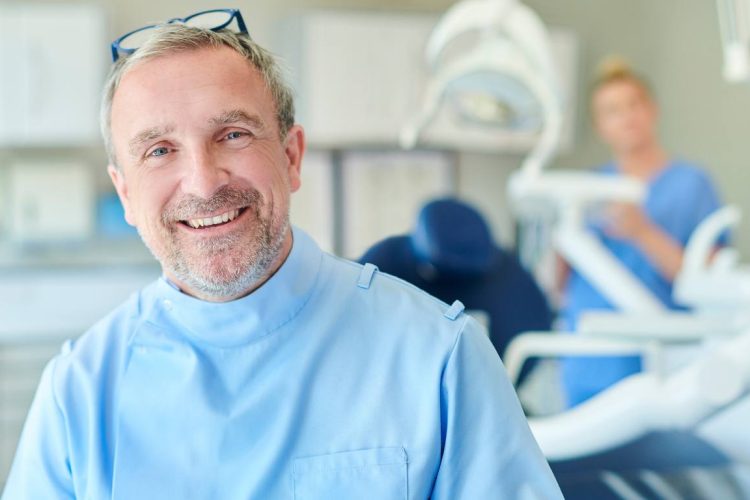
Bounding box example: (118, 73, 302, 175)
(590, 55, 653, 101)
(101, 24, 295, 168)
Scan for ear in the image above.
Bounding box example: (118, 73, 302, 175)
(283, 124, 305, 193)
(107, 164, 136, 226)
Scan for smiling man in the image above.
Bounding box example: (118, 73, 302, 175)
(2, 10, 561, 500)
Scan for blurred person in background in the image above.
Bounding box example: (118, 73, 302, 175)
(558, 57, 727, 407)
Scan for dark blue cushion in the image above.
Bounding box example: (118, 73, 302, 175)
(359, 198, 552, 360)
(411, 199, 494, 276)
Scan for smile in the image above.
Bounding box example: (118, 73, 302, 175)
(183, 208, 244, 229)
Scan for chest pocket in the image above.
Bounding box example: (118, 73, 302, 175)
(292, 447, 408, 500)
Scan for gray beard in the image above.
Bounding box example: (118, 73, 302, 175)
(140, 186, 288, 300)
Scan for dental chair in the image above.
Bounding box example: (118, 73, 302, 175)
(504, 206, 750, 498)
(359, 197, 552, 367)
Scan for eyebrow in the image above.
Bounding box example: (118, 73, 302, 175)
(210, 109, 266, 131)
(128, 125, 174, 158)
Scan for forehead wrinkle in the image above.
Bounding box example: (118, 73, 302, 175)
(128, 125, 175, 158)
(210, 109, 267, 131)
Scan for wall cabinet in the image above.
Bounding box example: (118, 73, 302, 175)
(0, 4, 106, 147)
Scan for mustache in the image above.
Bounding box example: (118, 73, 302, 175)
(162, 186, 263, 224)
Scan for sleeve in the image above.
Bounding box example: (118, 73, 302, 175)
(686, 169, 729, 246)
(430, 317, 563, 499)
(2, 357, 74, 499)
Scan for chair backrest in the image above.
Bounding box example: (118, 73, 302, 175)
(359, 198, 552, 359)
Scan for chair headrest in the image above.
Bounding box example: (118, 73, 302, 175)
(411, 198, 495, 276)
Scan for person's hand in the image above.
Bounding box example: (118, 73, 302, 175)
(603, 202, 653, 241)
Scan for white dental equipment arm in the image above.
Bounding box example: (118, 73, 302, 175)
(528, 326, 750, 461)
(509, 172, 665, 312)
(674, 205, 750, 309)
(716, 0, 750, 82)
(682, 205, 740, 274)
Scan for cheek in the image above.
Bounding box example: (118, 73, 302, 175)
(608, 112, 636, 135)
(129, 178, 174, 226)
(242, 149, 294, 196)
(636, 108, 656, 129)
(596, 115, 621, 139)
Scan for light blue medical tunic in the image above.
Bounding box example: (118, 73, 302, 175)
(561, 161, 726, 407)
(3, 228, 561, 499)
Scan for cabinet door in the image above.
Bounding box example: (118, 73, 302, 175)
(0, 7, 25, 143)
(0, 5, 105, 146)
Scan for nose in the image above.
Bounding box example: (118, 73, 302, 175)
(181, 147, 230, 200)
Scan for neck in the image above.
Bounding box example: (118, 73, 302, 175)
(615, 140, 668, 179)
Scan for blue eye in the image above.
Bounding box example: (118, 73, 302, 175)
(149, 146, 169, 157)
(226, 131, 245, 140)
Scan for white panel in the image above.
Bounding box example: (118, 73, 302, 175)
(289, 150, 335, 253)
(286, 11, 578, 153)
(0, 268, 158, 339)
(8, 161, 95, 243)
(0, 4, 105, 146)
(301, 13, 435, 147)
(0, 6, 28, 144)
(341, 151, 454, 259)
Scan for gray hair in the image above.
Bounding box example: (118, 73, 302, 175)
(101, 24, 295, 167)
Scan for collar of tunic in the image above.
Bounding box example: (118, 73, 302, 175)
(141, 227, 323, 347)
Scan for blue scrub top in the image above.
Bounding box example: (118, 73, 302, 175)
(561, 160, 726, 407)
(2, 228, 561, 499)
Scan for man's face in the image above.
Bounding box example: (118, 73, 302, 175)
(108, 46, 304, 301)
(592, 80, 658, 155)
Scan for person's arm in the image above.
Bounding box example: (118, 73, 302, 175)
(604, 202, 684, 281)
(430, 318, 562, 499)
(2, 357, 74, 499)
(554, 253, 571, 304)
(632, 221, 685, 280)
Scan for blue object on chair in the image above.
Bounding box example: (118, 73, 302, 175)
(97, 192, 139, 239)
(359, 198, 552, 366)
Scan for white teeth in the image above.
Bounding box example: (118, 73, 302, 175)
(186, 209, 240, 229)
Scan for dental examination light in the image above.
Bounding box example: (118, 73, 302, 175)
(404, 0, 665, 313)
(400, 0, 562, 178)
(717, 0, 750, 82)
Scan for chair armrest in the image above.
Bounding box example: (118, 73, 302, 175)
(504, 332, 643, 385)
